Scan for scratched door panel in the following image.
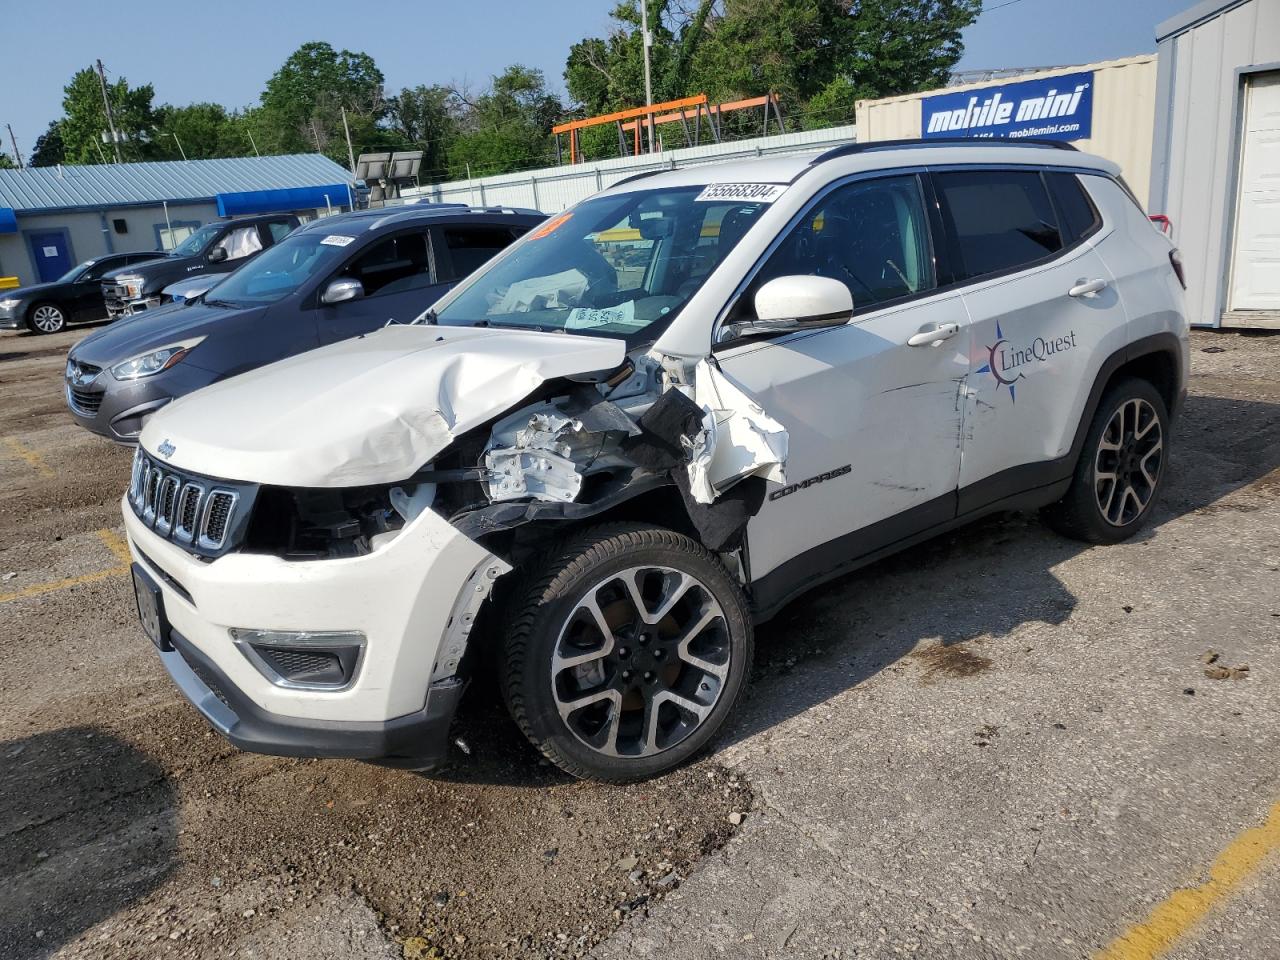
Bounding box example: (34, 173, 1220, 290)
(721, 292, 970, 581)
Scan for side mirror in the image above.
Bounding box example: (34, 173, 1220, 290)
(321, 278, 364, 305)
(725, 275, 853, 339)
(207, 247, 228, 264)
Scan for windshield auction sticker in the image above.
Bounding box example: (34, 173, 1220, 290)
(320, 235, 356, 247)
(694, 183, 787, 203)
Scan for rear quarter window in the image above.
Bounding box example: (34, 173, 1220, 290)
(1045, 171, 1102, 245)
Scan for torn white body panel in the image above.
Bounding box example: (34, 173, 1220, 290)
(687, 358, 788, 505)
(138, 325, 626, 487)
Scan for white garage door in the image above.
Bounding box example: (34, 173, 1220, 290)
(1229, 72, 1280, 315)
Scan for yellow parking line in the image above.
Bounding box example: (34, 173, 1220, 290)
(96, 528, 132, 565)
(2, 436, 55, 479)
(0, 529, 130, 605)
(1096, 798, 1280, 960)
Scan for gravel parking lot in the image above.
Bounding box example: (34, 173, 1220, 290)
(2, 324, 1278, 959)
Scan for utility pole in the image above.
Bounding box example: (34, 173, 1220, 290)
(5, 124, 23, 168)
(640, 1, 656, 153)
(340, 106, 357, 174)
(245, 126, 260, 157)
(310, 119, 323, 153)
(162, 131, 187, 160)
(95, 59, 123, 163)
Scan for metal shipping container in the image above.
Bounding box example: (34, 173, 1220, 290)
(855, 55, 1159, 207)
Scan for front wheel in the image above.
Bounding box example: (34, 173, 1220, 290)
(1043, 377, 1169, 543)
(500, 524, 753, 783)
(28, 302, 66, 334)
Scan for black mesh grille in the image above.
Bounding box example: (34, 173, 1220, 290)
(257, 647, 344, 684)
(158, 477, 179, 527)
(178, 487, 200, 534)
(203, 493, 234, 545)
(127, 452, 253, 558)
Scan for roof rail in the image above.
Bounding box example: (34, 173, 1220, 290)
(810, 137, 1079, 165)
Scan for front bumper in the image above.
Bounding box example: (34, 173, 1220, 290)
(105, 294, 161, 319)
(123, 493, 508, 758)
(161, 628, 466, 762)
(65, 363, 213, 442)
(0, 303, 23, 330)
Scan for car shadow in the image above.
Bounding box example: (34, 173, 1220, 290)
(0, 727, 178, 959)
(432, 392, 1280, 786)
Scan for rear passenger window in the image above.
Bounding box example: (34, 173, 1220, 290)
(442, 226, 515, 279)
(266, 221, 294, 244)
(1045, 172, 1101, 245)
(936, 170, 1062, 281)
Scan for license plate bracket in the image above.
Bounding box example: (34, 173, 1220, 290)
(132, 564, 172, 651)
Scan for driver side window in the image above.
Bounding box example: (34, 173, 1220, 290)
(214, 225, 264, 262)
(750, 175, 935, 314)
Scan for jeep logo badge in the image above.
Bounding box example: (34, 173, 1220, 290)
(157, 439, 176, 459)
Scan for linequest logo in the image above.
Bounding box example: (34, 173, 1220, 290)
(975, 322, 1078, 402)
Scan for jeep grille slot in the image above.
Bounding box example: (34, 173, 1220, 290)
(127, 448, 255, 559)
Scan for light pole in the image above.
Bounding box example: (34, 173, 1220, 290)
(160, 131, 187, 161)
(640, 1, 655, 153)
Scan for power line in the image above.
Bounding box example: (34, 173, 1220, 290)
(982, 0, 1033, 12)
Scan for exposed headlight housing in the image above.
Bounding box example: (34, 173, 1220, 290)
(114, 275, 146, 299)
(110, 337, 205, 380)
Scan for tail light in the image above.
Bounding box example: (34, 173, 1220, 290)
(1169, 249, 1187, 290)
(1150, 214, 1172, 234)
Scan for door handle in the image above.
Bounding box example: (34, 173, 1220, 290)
(1069, 278, 1108, 298)
(907, 322, 960, 347)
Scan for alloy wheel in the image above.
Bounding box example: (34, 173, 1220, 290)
(1094, 397, 1163, 526)
(550, 565, 731, 759)
(31, 305, 65, 333)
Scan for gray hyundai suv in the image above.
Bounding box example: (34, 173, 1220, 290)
(65, 205, 544, 442)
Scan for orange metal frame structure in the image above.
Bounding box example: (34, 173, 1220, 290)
(552, 93, 785, 164)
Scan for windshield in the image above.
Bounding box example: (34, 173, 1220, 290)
(433, 186, 768, 341)
(170, 222, 223, 257)
(57, 260, 93, 283)
(203, 230, 354, 307)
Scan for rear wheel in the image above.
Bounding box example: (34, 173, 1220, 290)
(500, 524, 753, 783)
(28, 302, 66, 334)
(1043, 377, 1168, 543)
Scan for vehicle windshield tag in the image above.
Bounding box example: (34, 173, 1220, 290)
(694, 183, 786, 203)
(321, 235, 355, 247)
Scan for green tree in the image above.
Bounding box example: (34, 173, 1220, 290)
(259, 41, 386, 163)
(448, 65, 564, 178)
(385, 85, 459, 177)
(29, 120, 65, 166)
(153, 102, 237, 160)
(0, 152, 15, 170)
(565, 0, 981, 144)
(59, 66, 160, 163)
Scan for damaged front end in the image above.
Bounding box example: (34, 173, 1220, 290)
(239, 352, 789, 575)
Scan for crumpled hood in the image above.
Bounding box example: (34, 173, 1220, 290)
(139, 324, 627, 487)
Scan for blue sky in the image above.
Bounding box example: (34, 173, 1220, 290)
(3, 0, 1190, 158)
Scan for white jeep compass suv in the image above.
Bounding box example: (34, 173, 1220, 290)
(123, 140, 1188, 782)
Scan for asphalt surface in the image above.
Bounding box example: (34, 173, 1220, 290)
(0, 323, 750, 960)
(2, 322, 1278, 960)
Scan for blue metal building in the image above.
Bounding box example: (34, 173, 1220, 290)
(0, 154, 353, 286)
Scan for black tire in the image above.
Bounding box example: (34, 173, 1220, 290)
(27, 301, 67, 334)
(1042, 377, 1169, 543)
(500, 523, 753, 783)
